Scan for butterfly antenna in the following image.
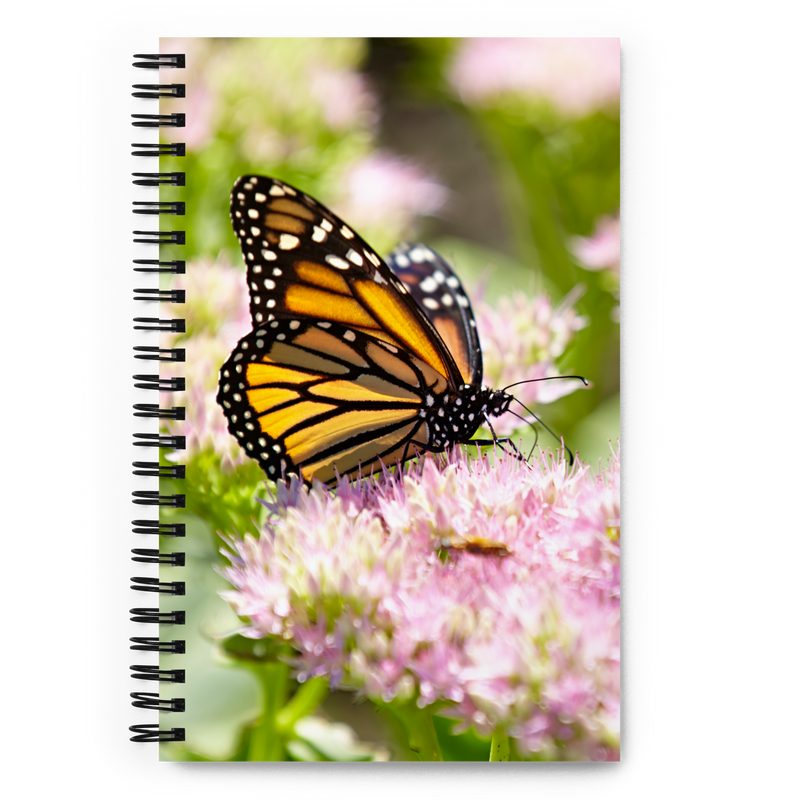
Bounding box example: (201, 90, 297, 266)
(501, 375, 589, 394)
(503, 375, 589, 466)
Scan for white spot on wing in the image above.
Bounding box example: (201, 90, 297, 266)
(279, 234, 300, 250)
(420, 276, 438, 293)
(347, 249, 364, 266)
(326, 255, 349, 270)
(423, 297, 440, 310)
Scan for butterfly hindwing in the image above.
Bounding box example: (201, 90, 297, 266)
(217, 317, 453, 484)
(386, 242, 483, 389)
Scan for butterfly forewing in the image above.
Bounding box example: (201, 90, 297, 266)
(230, 176, 462, 388)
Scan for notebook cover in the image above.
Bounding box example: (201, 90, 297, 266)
(130, 37, 619, 762)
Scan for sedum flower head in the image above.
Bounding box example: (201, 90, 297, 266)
(221, 446, 620, 760)
(475, 287, 589, 436)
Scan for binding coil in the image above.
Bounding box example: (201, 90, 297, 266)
(131, 51, 185, 743)
(132, 259, 185, 274)
(130, 665, 186, 682)
(132, 173, 186, 187)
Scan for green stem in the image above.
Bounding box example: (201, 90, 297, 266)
(247, 661, 289, 761)
(490, 730, 510, 762)
(276, 677, 329, 735)
(389, 703, 443, 761)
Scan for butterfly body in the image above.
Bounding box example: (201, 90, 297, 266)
(217, 175, 513, 484)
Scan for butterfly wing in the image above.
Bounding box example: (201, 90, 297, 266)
(230, 175, 462, 389)
(222, 175, 494, 484)
(386, 242, 483, 389)
(217, 317, 450, 484)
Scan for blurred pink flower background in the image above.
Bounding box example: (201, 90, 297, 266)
(448, 38, 620, 117)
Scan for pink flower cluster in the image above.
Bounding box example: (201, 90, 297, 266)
(448, 38, 620, 117)
(475, 287, 589, 436)
(221, 446, 620, 760)
(336, 152, 448, 242)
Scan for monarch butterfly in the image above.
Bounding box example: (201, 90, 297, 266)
(217, 174, 516, 485)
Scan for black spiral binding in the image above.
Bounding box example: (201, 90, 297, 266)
(130, 52, 186, 745)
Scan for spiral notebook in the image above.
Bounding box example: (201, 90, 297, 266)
(128, 37, 186, 761)
(129, 37, 621, 762)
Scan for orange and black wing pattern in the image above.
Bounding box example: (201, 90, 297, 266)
(219, 175, 504, 484)
(229, 175, 462, 389)
(217, 317, 449, 484)
(385, 242, 483, 389)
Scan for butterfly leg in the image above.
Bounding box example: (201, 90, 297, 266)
(468, 438, 524, 459)
(397, 440, 446, 472)
(399, 440, 414, 470)
(470, 416, 526, 461)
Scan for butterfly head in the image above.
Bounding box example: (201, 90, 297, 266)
(485, 387, 514, 418)
(447, 384, 513, 441)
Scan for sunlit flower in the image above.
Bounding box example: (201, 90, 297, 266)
(475, 287, 589, 435)
(448, 38, 620, 117)
(221, 446, 621, 761)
